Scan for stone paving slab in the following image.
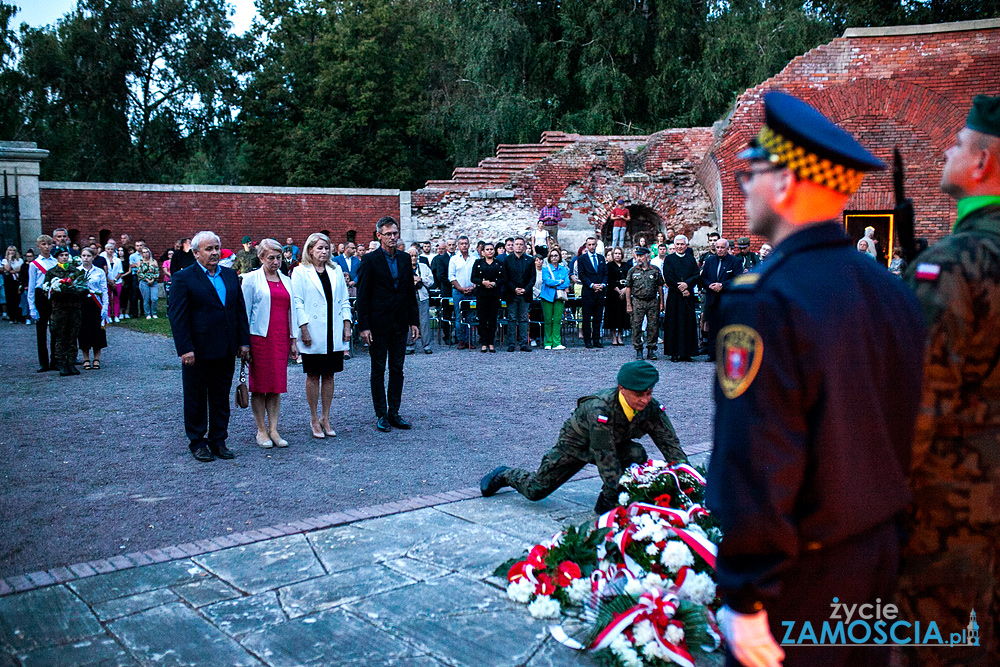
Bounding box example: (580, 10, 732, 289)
(193, 534, 326, 595)
(109, 603, 264, 666)
(0, 477, 727, 667)
(18, 635, 138, 667)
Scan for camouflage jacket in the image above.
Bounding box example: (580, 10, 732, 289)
(905, 203, 1000, 440)
(558, 388, 686, 498)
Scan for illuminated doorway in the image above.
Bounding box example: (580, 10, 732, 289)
(844, 210, 893, 267)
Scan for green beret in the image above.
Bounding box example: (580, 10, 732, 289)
(242, 235, 252, 244)
(617, 361, 659, 392)
(967, 95, 1000, 138)
(52, 246, 70, 257)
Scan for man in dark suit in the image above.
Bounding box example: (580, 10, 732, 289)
(167, 231, 251, 462)
(699, 238, 741, 361)
(576, 236, 608, 348)
(356, 217, 420, 432)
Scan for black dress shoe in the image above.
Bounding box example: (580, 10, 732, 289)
(480, 466, 510, 497)
(376, 416, 392, 432)
(387, 413, 411, 429)
(593, 341, 603, 348)
(192, 446, 215, 462)
(520, 345, 531, 352)
(37, 366, 50, 373)
(584, 342, 594, 349)
(211, 444, 235, 459)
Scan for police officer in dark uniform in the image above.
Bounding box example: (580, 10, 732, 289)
(480, 361, 687, 514)
(707, 91, 926, 667)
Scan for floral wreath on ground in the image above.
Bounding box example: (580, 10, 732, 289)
(494, 460, 723, 667)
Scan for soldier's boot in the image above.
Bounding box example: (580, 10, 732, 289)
(635, 349, 644, 360)
(480, 466, 510, 497)
(646, 348, 658, 361)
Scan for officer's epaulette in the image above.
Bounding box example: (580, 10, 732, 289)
(731, 273, 760, 289)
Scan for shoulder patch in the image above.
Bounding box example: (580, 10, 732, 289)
(732, 274, 760, 288)
(597, 415, 609, 423)
(914, 263, 941, 281)
(717, 324, 764, 399)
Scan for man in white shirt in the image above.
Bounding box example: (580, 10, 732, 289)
(650, 243, 668, 275)
(27, 234, 58, 371)
(448, 235, 477, 350)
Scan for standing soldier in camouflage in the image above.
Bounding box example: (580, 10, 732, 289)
(479, 361, 687, 514)
(899, 94, 1000, 667)
(46, 246, 86, 376)
(625, 247, 665, 360)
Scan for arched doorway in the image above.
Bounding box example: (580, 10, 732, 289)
(600, 205, 662, 248)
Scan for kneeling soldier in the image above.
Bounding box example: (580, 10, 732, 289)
(480, 361, 687, 513)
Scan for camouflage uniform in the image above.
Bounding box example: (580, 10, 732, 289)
(899, 202, 1000, 667)
(46, 264, 83, 373)
(234, 248, 260, 275)
(502, 388, 687, 509)
(626, 264, 664, 352)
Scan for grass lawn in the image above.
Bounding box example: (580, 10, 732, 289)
(110, 296, 172, 337)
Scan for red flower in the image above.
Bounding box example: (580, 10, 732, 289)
(526, 544, 548, 568)
(535, 573, 555, 596)
(555, 561, 582, 587)
(507, 560, 528, 582)
(654, 493, 673, 507)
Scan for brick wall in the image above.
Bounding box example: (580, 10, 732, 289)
(39, 184, 403, 256)
(709, 20, 1000, 251)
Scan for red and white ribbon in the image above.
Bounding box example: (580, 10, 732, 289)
(670, 527, 717, 569)
(588, 589, 696, 667)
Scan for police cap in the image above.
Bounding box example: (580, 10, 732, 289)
(736, 237, 750, 248)
(737, 91, 885, 195)
(634, 246, 650, 255)
(967, 95, 1000, 138)
(617, 361, 659, 392)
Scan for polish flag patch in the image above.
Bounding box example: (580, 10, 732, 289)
(597, 415, 609, 423)
(915, 263, 941, 281)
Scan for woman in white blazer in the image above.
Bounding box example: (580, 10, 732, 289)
(291, 232, 352, 439)
(242, 239, 298, 449)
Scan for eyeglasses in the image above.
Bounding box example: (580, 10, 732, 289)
(735, 165, 786, 194)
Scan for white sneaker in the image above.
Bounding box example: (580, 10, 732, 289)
(530, 340, 537, 347)
(554, 345, 566, 350)
(114, 316, 120, 323)
(544, 345, 552, 350)
(146, 315, 152, 320)
(152, 314, 158, 319)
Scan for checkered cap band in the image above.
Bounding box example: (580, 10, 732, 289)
(757, 125, 866, 195)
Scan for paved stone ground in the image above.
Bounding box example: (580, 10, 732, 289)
(0, 321, 715, 579)
(0, 476, 724, 666)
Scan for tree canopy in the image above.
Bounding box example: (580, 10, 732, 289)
(1, 0, 997, 188)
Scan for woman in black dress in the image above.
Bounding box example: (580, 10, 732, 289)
(470, 243, 504, 353)
(605, 246, 629, 345)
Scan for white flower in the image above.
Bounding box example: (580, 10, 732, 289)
(527, 594, 561, 619)
(642, 573, 667, 591)
(645, 543, 659, 556)
(610, 635, 643, 667)
(567, 577, 590, 604)
(660, 541, 695, 572)
(506, 578, 535, 604)
(623, 578, 645, 597)
(687, 523, 708, 539)
(665, 624, 685, 645)
(678, 571, 717, 606)
(618, 491, 630, 505)
(632, 619, 657, 646)
(641, 642, 663, 661)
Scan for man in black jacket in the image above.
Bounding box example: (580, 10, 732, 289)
(699, 239, 741, 361)
(576, 236, 608, 348)
(167, 231, 251, 462)
(356, 217, 420, 432)
(502, 237, 535, 352)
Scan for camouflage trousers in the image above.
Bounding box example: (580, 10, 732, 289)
(50, 300, 81, 371)
(503, 439, 647, 504)
(631, 298, 659, 351)
(896, 435, 1000, 666)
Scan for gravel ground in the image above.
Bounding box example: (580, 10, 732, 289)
(0, 321, 714, 577)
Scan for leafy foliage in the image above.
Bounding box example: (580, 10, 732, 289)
(4, 0, 997, 185)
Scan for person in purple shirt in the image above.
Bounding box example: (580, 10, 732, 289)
(538, 197, 564, 247)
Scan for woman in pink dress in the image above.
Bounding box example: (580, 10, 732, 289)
(241, 239, 298, 448)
